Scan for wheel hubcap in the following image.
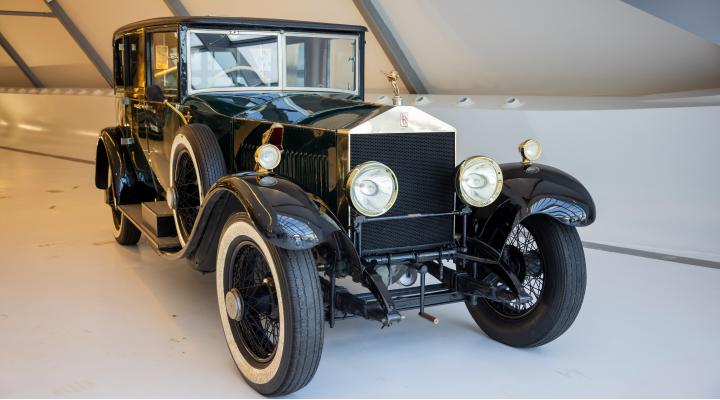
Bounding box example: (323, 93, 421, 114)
(486, 222, 545, 318)
(523, 250, 543, 277)
(166, 185, 178, 210)
(225, 288, 244, 321)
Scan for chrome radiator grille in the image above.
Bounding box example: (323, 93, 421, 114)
(350, 131, 456, 254)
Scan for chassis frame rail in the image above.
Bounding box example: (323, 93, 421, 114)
(322, 259, 531, 326)
(328, 206, 531, 327)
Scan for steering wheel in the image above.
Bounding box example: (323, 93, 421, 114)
(210, 65, 268, 87)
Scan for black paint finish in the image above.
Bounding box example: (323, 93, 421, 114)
(467, 162, 596, 255)
(95, 126, 156, 206)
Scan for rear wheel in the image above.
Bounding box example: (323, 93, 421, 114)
(107, 166, 140, 245)
(216, 214, 324, 396)
(170, 124, 226, 246)
(466, 215, 586, 347)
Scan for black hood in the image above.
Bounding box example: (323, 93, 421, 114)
(188, 92, 390, 131)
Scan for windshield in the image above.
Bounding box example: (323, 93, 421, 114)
(285, 35, 356, 92)
(189, 31, 279, 90)
(187, 29, 357, 93)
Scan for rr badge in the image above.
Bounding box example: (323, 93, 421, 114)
(400, 111, 409, 128)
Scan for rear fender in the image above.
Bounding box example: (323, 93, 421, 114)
(95, 127, 133, 199)
(469, 162, 596, 255)
(95, 126, 155, 204)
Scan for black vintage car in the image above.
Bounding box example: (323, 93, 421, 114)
(96, 16, 596, 395)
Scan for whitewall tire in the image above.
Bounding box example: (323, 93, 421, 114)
(216, 214, 324, 396)
(169, 124, 225, 247)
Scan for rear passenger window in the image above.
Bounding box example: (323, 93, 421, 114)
(113, 37, 125, 88)
(150, 31, 179, 96)
(127, 33, 144, 89)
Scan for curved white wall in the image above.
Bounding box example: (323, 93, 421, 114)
(405, 98, 720, 261)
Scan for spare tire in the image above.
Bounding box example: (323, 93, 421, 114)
(169, 124, 227, 247)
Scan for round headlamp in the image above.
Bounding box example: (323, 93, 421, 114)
(255, 144, 281, 170)
(456, 156, 503, 207)
(519, 139, 542, 163)
(346, 161, 398, 217)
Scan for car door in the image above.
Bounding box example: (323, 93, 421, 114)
(145, 29, 181, 190)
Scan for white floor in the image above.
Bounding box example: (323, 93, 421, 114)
(1, 146, 719, 398)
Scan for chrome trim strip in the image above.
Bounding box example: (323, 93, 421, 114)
(347, 105, 456, 134)
(335, 133, 352, 229)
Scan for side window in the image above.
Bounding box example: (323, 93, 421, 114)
(127, 33, 144, 90)
(113, 37, 125, 88)
(150, 31, 179, 96)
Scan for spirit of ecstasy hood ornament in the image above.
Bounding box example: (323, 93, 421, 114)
(384, 70, 402, 106)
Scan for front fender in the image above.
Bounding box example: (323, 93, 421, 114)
(184, 172, 361, 272)
(471, 162, 596, 254)
(203, 172, 344, 251)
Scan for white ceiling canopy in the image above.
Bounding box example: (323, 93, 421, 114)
(1, 0, 719, 95)
(373, 0, 720, 95)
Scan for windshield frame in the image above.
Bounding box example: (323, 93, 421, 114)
(185, 28, 360, 96)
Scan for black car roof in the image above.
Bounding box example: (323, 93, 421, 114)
(114, 16, 367, 36)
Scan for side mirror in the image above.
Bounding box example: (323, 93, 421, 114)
(146, 84, 165, 103)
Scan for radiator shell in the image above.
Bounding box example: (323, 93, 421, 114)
(350, 131, 456, 254)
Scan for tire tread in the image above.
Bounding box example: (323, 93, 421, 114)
(115, 217, 141, 245)
(271, 248, 324, 395)
(179, 124, 226, 194)
(466, 216, 587, 347)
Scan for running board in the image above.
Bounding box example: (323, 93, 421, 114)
(118, 204, 181, 251)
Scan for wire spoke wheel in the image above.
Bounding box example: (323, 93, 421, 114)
(216, 215, 324, 395)
(487, 222, 545, 318)
(465, 215, 586, 348)
(174, 150, 200, 241)
(227, 241, 280, 363)
(170, 125, 227, 247)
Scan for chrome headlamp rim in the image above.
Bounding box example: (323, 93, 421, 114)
(346, 161, 399, 217)
(519, 139, 543, 163)
(456, 156, 503, 208)
(254, 143, 282, 170)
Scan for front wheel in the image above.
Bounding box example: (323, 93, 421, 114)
(216, 214, 324, 396)
(466, 215, 586, 347)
